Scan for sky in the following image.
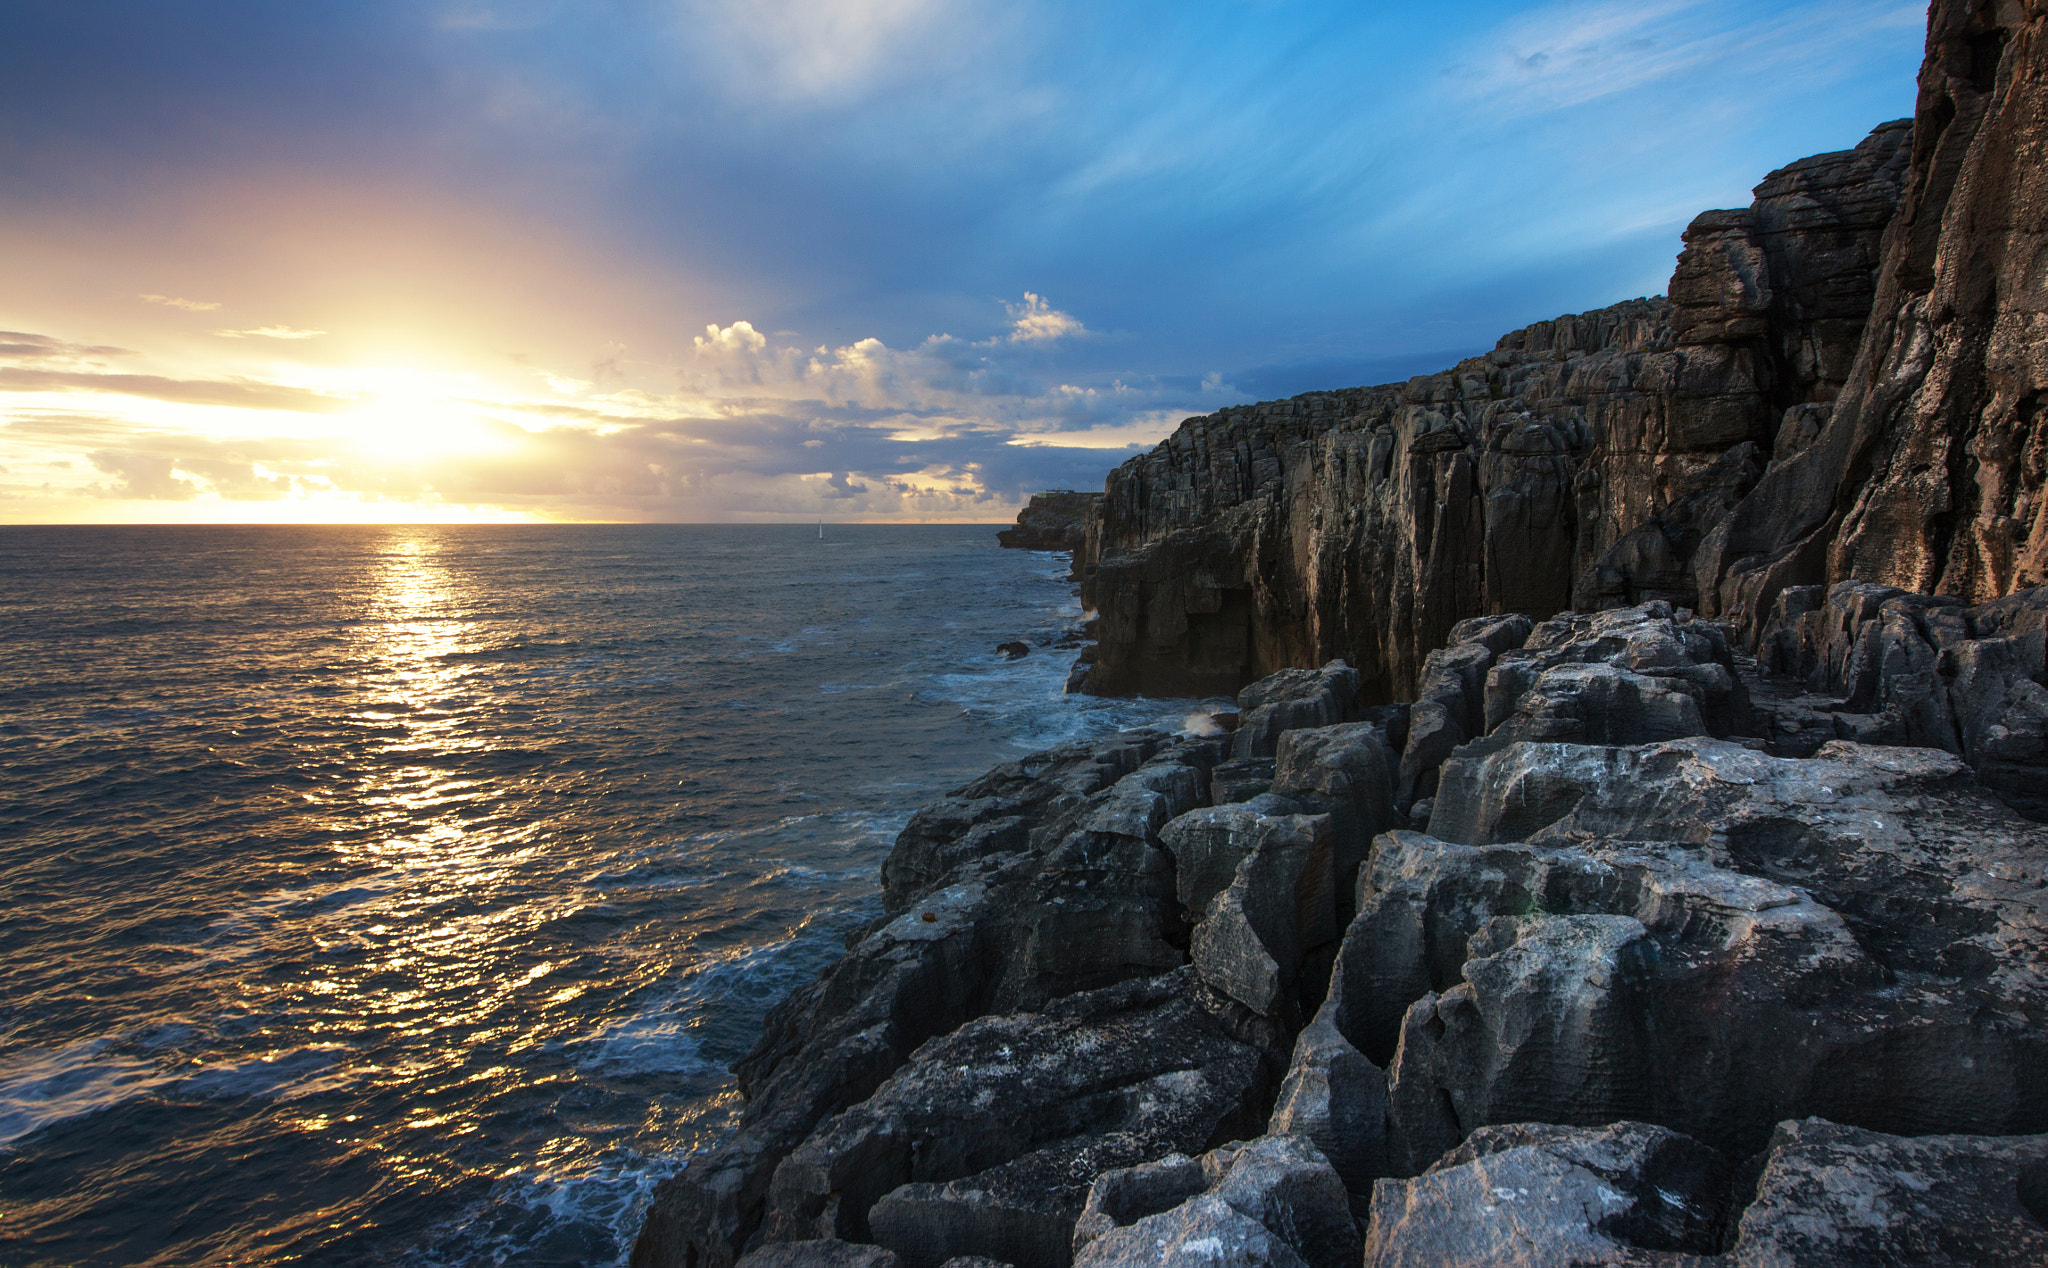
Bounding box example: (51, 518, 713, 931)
(0, 1, 1930, 524)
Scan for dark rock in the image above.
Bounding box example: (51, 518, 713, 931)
(1699, 1, 2048, 638)
(1364, 1117, 2048, 1267)
(1382, 741, 2048, 1161)
(1264, 964, 1388, 1199)
(997, 491, 1101, 554)
(1231, 661, 1362, 759)
(995, 642, 1029, 661)
(1754, 580, 2048, 819)
(736, 1240, 904, 1267)
(1207, 758, 1274, 804)
(1723, 1118, 2048, 1266)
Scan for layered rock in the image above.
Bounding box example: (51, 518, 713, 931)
(1077, 121, 1912, 701)
(997, 490, 1102, 582)
(1699, 0, 2048, 632)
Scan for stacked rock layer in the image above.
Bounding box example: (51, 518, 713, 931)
(633, 585, 2048, 1268)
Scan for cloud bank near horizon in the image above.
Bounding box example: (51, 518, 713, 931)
(0, 0, 1928, 522)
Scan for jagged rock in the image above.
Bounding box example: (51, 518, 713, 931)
(635, 732, 1202, 1268)
(1231, 661, 1362, 759)
(1075, 1194, 1306, 1268)
(1078, 120, 1910, 702)
(736, 1240, 903, 1268)
(1271, 721, 1399, 903)
(1072, 1135, 1356, 1268)
(1209, 758, 1276, 804)
(1385, 741, 2048, 1160)
(760, 968, 1268, 1267)
(1264, 971, 1388, 1198)
(1398, 617, 1534, 806)
(937, 1259, 1012, 1268)
(1700, 1, 2048, 635)
(990, 746, 1214, 1011)
(1482, 603, 1751, 744)
(880, 732, 1171, 914)
(1428, 736, 2048, 989)
(1189, 810, 1336, 1017)
(1361, 1121, 1728, 1266)
(1755, 580, 2048, 819)
(995, 642, 1029, 660)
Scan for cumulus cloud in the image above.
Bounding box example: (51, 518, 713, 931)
(87, 449, 200, 500)
(1002, 292, 1086, 343)
(139, 294, 221, 312)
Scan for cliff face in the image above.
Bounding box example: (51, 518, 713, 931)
(1699, 0, 2048, 631)
(996, 490, 1102, 554)
(1080, 122, 1911, 701)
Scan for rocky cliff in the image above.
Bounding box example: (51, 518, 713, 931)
(1078, 0, 2047, 706)
(1699, 0, 2048, 632)
(996, 491, 1101, 554)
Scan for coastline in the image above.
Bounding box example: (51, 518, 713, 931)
(632, 2, 2048, 1262)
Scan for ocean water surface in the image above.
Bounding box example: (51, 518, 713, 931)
(0, 524, 1199, 1265)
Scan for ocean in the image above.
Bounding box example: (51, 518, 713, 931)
(0, 524, 1202, 1265)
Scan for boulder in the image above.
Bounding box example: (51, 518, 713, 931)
(1362, 1117, 2048, 1267)
(1231, 661, 1362, 759)
(1073, 1134, 1356, 1268)
(1361, 1120, 1728, 1266)
(1724, 1118, 2048, 1266)
(1325, 819, 2048, 1167)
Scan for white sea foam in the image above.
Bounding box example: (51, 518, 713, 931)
(0, 1037, 355, 1145)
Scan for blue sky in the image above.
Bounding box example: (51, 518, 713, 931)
(0, 0, 1928, 522)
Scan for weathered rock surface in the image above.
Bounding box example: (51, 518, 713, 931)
(766, 969, 1266, 1267)
(1071, 1134, 1357, 1268)
(1362, 1120, 1728, 1266)
(1076, 120, 1912, 702)
(1723, 1118, 2048, 1265)
(736, 1240, 903, 1268)
(1362, 1118, 2048, 1267)
(634, 729, 1201, 1268)
(1699, 0, 2048, 635)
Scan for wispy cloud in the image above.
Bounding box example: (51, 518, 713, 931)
(212, 326, 328, 340)
(138, 294, 221, 312)
(1457, 0, 1927, 114)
